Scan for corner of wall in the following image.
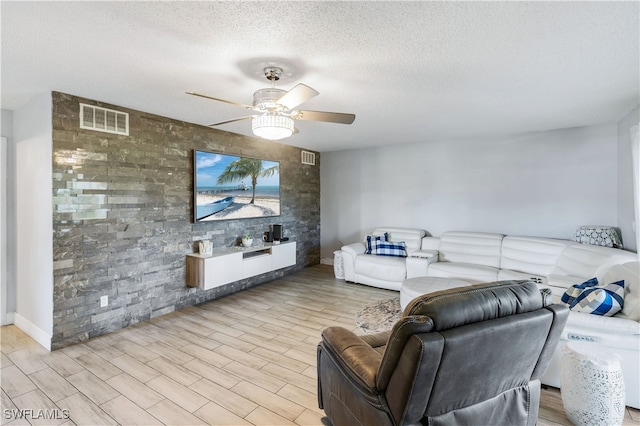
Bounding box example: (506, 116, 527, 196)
(617, 105, 640, 253)
(13, 92, 54, 345)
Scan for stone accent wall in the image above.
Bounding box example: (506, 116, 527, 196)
(51, 92, 320, 349)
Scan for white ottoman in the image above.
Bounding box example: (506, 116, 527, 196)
(400, 276, 473, 310)
(561, 341, 626, 426)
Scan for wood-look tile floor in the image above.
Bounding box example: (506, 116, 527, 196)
(1, 265, 639, 425)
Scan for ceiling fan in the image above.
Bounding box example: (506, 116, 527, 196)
(187, 67, 356, 140)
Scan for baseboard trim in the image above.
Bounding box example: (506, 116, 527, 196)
(320, 257, 335, 266)
(13, 313, 51, 351)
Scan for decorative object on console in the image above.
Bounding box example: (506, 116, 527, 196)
(193, 150, 280, 223)
(271, 224, 283, 241)
(242, 235, 253, 247)
(198, 240, 213, 256)
(573, 225, 623, 248)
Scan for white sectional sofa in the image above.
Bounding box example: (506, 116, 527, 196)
(341, 227, 427, 291)
(341, 228, 640, 408)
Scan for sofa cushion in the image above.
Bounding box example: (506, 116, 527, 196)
(438, 231, 504, 268)
(500, 236, 571, 276)
(364, 233, 389, 255)
(427, 261, 499, 283)
(552, 243, 637, 280)
(355, 254, 407, 282)
(374, 240, 407, 258)
(560, 277, 599, 306)
(570, 280, 625, 317)
(373, 227, 426, 255)
(601, 262, 640, 321)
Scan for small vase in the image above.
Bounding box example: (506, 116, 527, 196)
(242, 238, 253, 247)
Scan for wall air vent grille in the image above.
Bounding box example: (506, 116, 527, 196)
(301, 150, 316, 165)
(79, 103, 129, 135)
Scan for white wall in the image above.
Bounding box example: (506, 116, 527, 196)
(617, 106, 640, 252)
(1, 137, 7, 324)
(321, 124, 621, 260)
(13, 94, 53, 349)
(1, 110, 15, 325)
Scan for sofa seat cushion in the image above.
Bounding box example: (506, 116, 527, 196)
(427, 262, 499, 282)
(566, 311, 640, 339)
(355, 254, 407, 282)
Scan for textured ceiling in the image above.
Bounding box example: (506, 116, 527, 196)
(2, 1, 639, 152)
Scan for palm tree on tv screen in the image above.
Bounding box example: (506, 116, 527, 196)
(216, 158, 278, 204)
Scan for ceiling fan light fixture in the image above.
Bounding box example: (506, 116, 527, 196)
(252, 114, 294, 140)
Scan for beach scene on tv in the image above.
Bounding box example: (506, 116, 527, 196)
(194, 151, 280, 222)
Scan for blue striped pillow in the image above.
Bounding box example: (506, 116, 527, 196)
(569, 280, 625, 316)
(364, 232, 389, 254)
(374, 240, 407, 258)
(561, 277, 599, 306)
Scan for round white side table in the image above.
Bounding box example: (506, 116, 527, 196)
(561, 342, 625, 426)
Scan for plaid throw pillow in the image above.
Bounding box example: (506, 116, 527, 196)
(570, 280, 625, 316)
(561, 277, 599, 306)
(364, 232, 389, 254)
(374, 240, 407, 258)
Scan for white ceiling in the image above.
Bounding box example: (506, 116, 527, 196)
(2, 1, 639, 152)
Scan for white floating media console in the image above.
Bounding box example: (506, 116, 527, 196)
(186, 241, 296, 290)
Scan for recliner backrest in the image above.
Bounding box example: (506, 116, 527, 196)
(381, 280, 568, 425)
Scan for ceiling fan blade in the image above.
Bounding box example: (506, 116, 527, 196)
(208, 116, 253, 127)
(293, 110, 356, 125)
(187, 92, 253, 109)
(276, 84, 319, 109)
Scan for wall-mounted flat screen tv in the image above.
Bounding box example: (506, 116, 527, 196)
(193, 150, 280, 222)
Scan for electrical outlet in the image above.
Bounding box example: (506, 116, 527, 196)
(100, 295, 108, 307)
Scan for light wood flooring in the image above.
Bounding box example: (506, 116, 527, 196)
(1, 265, 639, 425)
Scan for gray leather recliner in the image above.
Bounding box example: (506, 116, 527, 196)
(317, 280, 569, 426)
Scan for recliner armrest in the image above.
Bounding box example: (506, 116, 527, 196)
(342, 242, 365, 257)
(321, 326, 383, 391)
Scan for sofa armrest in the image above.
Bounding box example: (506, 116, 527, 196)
(410, 249, 438, 259)
(320, 326, 383, 392)
(341, 243, 365, 281)
(406, 255, 438, 279)
(342, 242, 365, 257)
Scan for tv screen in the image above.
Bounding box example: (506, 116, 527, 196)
(193, 150, 280, 222)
